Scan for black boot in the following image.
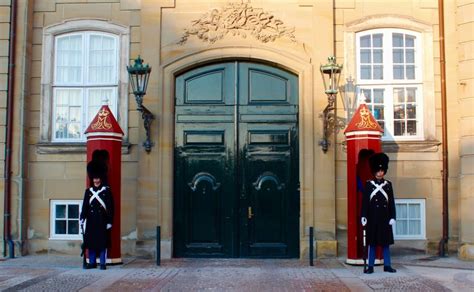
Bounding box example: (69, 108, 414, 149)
(86, 263, 97, 269)
(384, 266, 397, 273)
(100, 264, 106, 270)
(364, 266, 374, 274)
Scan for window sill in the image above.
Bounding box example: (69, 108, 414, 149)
(49, 236, 82, 241)
(382, 140, 441, 152)
(37, 141, 131, 154)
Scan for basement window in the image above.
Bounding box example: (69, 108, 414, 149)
(50, 200, 82, 240)
(393, 199, 426, 240)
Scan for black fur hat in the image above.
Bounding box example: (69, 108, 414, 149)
(369, 152, 389, 174)
(87, 160, 107, 180)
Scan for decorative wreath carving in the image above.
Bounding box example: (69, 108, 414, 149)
(178, 1, 296, 45)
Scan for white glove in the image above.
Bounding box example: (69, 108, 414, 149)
(361, 217, 367, 226)
(389, 219, 395, 225)
(80, 219, 84, 225)
(106, 224, 112, 230)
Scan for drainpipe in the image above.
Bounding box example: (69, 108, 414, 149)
(437, 0, 449, 257)
(3, 0, 18, 258)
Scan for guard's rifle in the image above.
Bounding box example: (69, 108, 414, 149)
(362, 226, 367, 273)
(80, 222, 87, 269)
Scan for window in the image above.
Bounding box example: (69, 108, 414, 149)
(394, 199, 426, 240)
(52, 32, 118, 141)
(41, 20, 130, 145)
(50, 200, 82, 240)
(356, 29, 423, 140)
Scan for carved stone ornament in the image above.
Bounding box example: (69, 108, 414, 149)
(178, 1, 296, 45)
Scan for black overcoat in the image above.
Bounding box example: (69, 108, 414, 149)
(361, 179, 396, 246)
(80, 185, 114, 251)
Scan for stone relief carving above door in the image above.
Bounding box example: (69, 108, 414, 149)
(178, 1, 296, 45)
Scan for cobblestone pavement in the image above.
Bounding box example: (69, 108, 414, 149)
(0, 255, 472, 291)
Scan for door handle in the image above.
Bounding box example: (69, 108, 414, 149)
(248, 206, 254, 219)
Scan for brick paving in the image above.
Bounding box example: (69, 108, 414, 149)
(0, 255, 472, 291)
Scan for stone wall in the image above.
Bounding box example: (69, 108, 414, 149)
(457, 0, 474, 260)
(0, 0, 10, 257)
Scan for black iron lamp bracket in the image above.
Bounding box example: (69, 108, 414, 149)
(138, 105, 155, 153)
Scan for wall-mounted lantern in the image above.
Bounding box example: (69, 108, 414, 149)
(319, 56, 343, 153)
(127, 56, 154, 152)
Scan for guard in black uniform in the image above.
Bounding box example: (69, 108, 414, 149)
(80, 160, 114, 270)
(361, 152, 397, 274)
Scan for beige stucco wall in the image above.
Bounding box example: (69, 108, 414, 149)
(0, 0, 469, 260)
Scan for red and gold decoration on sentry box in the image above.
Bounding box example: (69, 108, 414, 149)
(344, 97, 384, 265)
(85, 105, 124, 264)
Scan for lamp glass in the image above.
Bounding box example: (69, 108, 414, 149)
(320, 56, 342, 95)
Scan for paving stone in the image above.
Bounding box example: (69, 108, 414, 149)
(0, 255, 471, 291)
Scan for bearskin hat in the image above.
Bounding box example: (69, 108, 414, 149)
(87, 160, 107, 181)
(369, 152, 389, 174)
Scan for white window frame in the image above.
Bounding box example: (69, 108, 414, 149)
(356, 29, 424, 141)
(41, 20, 130, 144)
(50, 200, 83, 240)
(394, 199, 426, 240)
(344, 15, 435, 143)
(52, 31, 119, 142)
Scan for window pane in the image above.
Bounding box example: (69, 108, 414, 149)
(56, 35, 83, 84)
(406, 65, 415, 79)
(394, 120, 405, 136)
(68, 220, 79, 234)
(396, 220, 407, 235)
(88, 35, 116, 84)
(407, 120, 417, 135)
(409, 220, 421, 235)
(406, 88, 416, 102)
(406, 35, 415, 47)
(373, 34, 383, 47)
(362, 89, 372, 103)
(373, 89, 384, 103)
(373, 106, 384, 120)
(394, 88, 405, 103)
(68, 123, 81, 139)
(361, 66, 371, 79)
(407, 104, 416, 119)
(54, 89, 83, 140)
(393, 49, 404, 63)
(373, 65, 383, 79)
(360, 35, 371, 47)
(360, 50, 371, 63)
(55, 220, 67, 234)
(406, 49, 415, 63)
(70, 107, 81, 123)
(393, 65, 404, 79)
(56, 205, 66, 218)
(68, 205, 79, 218)
(373, 49, 383, 63)
(396, 204, 407, 219)
(408, 204, 420, 218)
(394, 105, 405, 119)
(393, 33, 403, 47)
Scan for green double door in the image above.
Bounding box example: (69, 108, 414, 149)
(174, 62, 299, 258)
